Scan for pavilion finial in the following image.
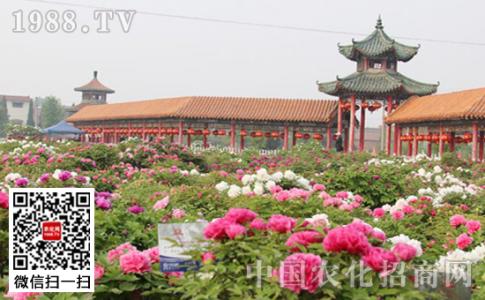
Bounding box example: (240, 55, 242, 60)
(376, 15, 383, 29)
(93, 70, 98, 79)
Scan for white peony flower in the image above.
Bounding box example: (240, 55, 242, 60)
(215, 181, 229, 192)
(284, 170, 296, 181)
(227, 185, 242, 198)
(253, 182, 264, 195)
(189, 169, 200, 176)
(241, 186, 252, 195)
(241, 174, 254, 186)
(5, 173, 21, 182)
(265, 180, 276, 191)
(271, 171, 283, 182)
(305, 213, 330, 228)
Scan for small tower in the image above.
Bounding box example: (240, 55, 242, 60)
(74, 71, 114, 105)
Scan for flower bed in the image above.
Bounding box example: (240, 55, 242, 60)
(0, 139, 484, 299)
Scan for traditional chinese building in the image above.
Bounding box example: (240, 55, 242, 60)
(65, 71, 115, 116)
(386, 88, 485, 162)
(66, 96, 339, 151)
(317, 17, 438, 154)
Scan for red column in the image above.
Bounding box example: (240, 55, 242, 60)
(472, 123, 478, 162)
(203, 127, 209, 148)
(283, 125, 289, 150)
(326, 126, 331, 149)
(292, 129, 297, 146)
(240, 132, 245, 151)
(412, 127, 418, 157)
(101, 128, 106, 144)
(439, 126, 445, 158)
(450, 132, 455, 152)
(359, 101, 366, 152)
(178, 121, 184, 145)
(479, 131, 484, 162)
(128, 122, 132, 137)
(230, 123, 236, 150)
(396, 126, 402, 156)
(386, 96, 393, 155)
(427, 129, 432, 157)
(337, 98, 343, 135)
(349, 95, 356, 153)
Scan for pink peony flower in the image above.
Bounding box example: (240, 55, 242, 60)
(128, 204, 144, 214)
(172, 208, 186, 219)
(107, 243, 137, 262)
(58, 171, 72, 181)
(450, 215, 467, 228)
(249, 218, 267, 231)
(402, 205, 415, 215)
(312, 184, 325, 191)
(456, 233, 473, 250)
(392, 243, 417, 262)
(38, 173, 50, 184)
(323, 226, 370, 255)
(465, 220, 481, 234)
(285, 231, 323, 252)
(335, 191, 349, 199)
(15, 178, 29, 187)
(274, 191, 291, 202)
(96, 198, 111, 210)
(362, 247, 399, 275)
(95, 265, 105, 280)
(224, 208, 258, 224)
(204, 218, 233, 240)
(143, 246, 160, 264)
(202, 252, 215, 264)
(5, 292, 42, 300)
(153, 196, 170, 210)
(279, 253, 323, 294)
(0, 192, 8, 209)
(119, 250, 152, 274)
(267, 214, 296, 233)
(370, 229, 386, 242)
(372, 208, 385, 218)
(391, 210, 404, 221)
(225, 223, 246, 239)
(347, 219, 373, 236)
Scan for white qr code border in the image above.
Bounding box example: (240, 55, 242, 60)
(9, 188, 95, 293)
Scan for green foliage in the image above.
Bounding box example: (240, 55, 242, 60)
(40, 96, 65, 128)
(27, 99, 35, 126)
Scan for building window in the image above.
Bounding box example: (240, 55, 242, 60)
(12, 102, 23, 108)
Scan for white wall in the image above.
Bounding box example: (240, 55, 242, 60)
(6, 100, 29, 124)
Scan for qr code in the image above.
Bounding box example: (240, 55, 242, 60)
(9, 188, 94, 293)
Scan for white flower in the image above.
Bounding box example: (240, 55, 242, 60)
(241, 186, 252, 195)
(253, 182, 264, 195)
(284, 170, 296, 181)
(271, 171, 283, 182)
(433, 165, 442, 174)
(215, 181, 229, 192)
(296, 177, 311, 190)
(189, 169, 200, 176)
(241, 174, 254, 186)
(180, 170, 189, 176)
(265, 180, 276, 191)
(5, 173, 21, 182)
(305, 213, 330, 228)
(256, 168, 270, 182)
(227, 185, 242, 198)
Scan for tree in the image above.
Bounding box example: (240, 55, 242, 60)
(40, 96, 65, 128)
(26, 99, 35, 126)
(0, 96, 8, 137)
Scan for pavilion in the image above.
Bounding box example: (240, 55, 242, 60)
(66, 96, 340, 151)
(386, 88, 485, 162)
(317, 17, 438, 154)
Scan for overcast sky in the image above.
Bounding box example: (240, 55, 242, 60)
(1, 0, 485, 127)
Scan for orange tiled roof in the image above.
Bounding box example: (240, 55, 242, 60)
(74, 71, 114, 93)
(386, 88, 485, 124)
(66, 96, 338, 124)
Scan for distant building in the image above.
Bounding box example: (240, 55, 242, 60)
(65, 71, 115, 116)
(1, 95, 33, 125)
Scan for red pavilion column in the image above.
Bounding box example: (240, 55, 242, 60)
(359, 99, 366, 152)
(292, 128, 297, 146)
(439, 126, 445, 158)
(396, 126, 402, 156)
(203, 126, 209, 149)
(178, 121, 184, 145)
(407, 128, 413, 157)
(472, 122, 478, 162)
(385, 96, 393, 155)
(283, 125, 289, 150)
(187, 130, 192, 148)
(230, 122, 236, 150)
(412, 127, 419, 157)
(449, 132, 455, 152)
(348, 95, 356, 153)
(479, 131, 484, 162)
(326, 126, 332, 150)
(239, 130, 245, 152)
(427, 129, 433, 157)
(337, 98, 343, 135)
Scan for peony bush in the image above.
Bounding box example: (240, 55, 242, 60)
(0, 138, 484, 299)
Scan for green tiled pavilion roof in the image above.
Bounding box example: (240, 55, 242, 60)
(318, 69, 438, 100)
(338, 17, 419, 62)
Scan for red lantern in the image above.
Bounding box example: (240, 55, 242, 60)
(265, 132, 271, 138)
(431, 134, 440, 142)
(187, 128, 195, 135)
(313, 133, 323, 140)
(361, 102, 369, 109)
(195, 130, 203, 135)
(463, 132, 472, 142)
(295, 132, 303, 139)
(202, 129, 210, 135)
(303, 133, 311, 140)
(254, 131, 263, 137)
(172, 128, 179, 135)
(271, 131, 279, 138)
(219, 129, 226, 136)
(441, 134, 449, 142)
(240, 129, 247, 136)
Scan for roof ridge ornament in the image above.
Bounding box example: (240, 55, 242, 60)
(375, 15, 383, 30)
